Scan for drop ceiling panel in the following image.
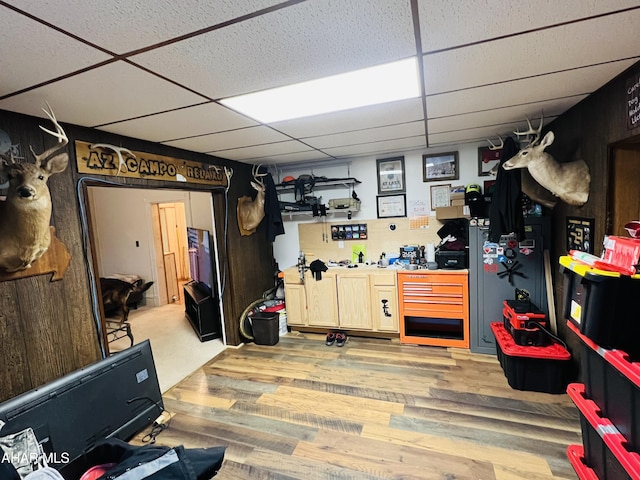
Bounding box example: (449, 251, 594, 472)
(130, 0, 416, 100)
(272, 98, 424, 138)
(423, 9, 640, 94)
(0, 62, 206, 126)
(0, 6, 110, 97)
(5, 0, 286, 54)
(427, 60, 635, 118)
(304, 121, 426, 150)
(163, 126, 290, 153)
(428, 98, 579, 135)
(238, 150, 333, 165)
(209, 140, 315, 161)
(323, 137, 427, 158)
(418, 0, 640, 51)
(99, 103, 259, 142)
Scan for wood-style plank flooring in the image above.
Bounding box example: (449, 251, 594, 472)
(133, 332, 580, 479)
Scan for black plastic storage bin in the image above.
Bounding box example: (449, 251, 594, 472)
(568, 321, 640, 454)
(490, 322, 571, 394)
(559, 256, 640, 360)
(435, 249, 468, 269)
(567, 383, 640, 480)
(251, 312, 280, 345)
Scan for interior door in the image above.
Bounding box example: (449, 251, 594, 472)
(609, 147, 640, 236)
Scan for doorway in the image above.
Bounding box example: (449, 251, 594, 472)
(609, 144, 640, 235)
(86, 185, 226, 392)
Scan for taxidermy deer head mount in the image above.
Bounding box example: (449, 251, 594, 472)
(500, 114, 590, 206)
(237, 164, 267, 236)
(0, 103, 69, 272)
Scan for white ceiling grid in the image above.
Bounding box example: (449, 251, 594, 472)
(0, 0, 639, 165)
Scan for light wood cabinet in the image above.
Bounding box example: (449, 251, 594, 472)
(336, 274, 372, 330)
(370, 271, 398, 332)
(283, 267, 399, 334)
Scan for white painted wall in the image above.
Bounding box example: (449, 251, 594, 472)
(89, 186, 214, 307)
(272, 140, 490, 268)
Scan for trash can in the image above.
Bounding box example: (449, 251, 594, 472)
(251, 311, 280, 345)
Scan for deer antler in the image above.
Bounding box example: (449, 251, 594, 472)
(89, 143, 135, 175)
(487, 135, 503, 151)
(251, 164, 267, 187)
(29, 102, 69, 165)
(514, 112, 544, 147)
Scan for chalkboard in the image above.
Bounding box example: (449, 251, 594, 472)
(627, 73, 640, 129)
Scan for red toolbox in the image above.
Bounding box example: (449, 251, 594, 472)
(567, 383, 640, 480)
(568, 321, 640, 453)
(502, 299, 549, 346)
(490, 322, 571, 394)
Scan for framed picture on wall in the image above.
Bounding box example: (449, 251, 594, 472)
(377, 156, 405, 194)
(423, 152, 459, 182)
(430, 184, 451, 210)
(567, 216, 595, 254)
(377, 194, 406, 218)
(478, 146, 501, 176)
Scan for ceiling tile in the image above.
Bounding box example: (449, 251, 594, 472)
(426, 60, 636, 118)
(0, 61, 205, 126)
(323, 137, 427, 158)
(418, 0, 640, 51)
(235, 149, 333, 165)
(207, 140, 316, 161)
(130, 0, 416, 100)
(423, 9, 640, 94)
(163, 125, 291, 153)
(304, 121, 425, 149)
(272, 98, 424, 138)
(99, 103, 259, 142)
(5, 0, 286, 54)
(0, 6, 110, 97)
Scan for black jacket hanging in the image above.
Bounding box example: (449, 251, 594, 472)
(260, 167, 285, 242)
(488, 136, 525, 242)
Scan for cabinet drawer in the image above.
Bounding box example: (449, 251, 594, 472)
(402, 299, 465, 314)
(283, 269, 303, 284)
(371, 271, 396, 286)
(400, 281, 463, 297)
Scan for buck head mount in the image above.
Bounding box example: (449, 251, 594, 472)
(489, 114, 591, 207)
(237, 164, 267, 236)
(0, 104, 69, 272)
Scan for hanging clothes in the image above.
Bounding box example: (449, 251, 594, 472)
(488, 136, 525, 242)
(259, 167, 285, 242)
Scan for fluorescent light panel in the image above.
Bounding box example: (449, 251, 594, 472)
(221, 58, 420, 123)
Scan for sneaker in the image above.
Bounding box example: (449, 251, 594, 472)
(335, 332, 347, 347)
(325, 332, 336, 346)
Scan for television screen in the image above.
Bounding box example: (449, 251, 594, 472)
(0, 340, 162, 476)
(187, 227, 215, 295)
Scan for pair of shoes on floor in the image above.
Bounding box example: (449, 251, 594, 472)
(325, 332, 347, 347)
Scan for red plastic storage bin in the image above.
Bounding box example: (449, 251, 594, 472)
(567, 444, 600, 480)
(490, 322, 571, 393)
(567, 383, 640, 480)
(568, 321, 640, 454)
(502, 299, 549, 346)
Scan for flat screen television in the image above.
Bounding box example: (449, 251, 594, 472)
(0, 340, 162, 476)
(187, 226, 216, 296)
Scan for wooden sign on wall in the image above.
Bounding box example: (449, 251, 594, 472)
(75, 141, 228, 187)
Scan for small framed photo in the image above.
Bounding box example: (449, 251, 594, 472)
(478, 146, 501, 176)
(430, 184, 451, 210)
(423, 152, 459, 182)
(377, 156, 405, 194)
(567, 216, 595, 254)
(377, 194, 406, 218)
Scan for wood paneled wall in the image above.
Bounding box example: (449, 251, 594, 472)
(0, 109, 275, 402)
(545, 60, 640, 367)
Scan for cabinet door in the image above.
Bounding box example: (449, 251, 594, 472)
(371, 284, 398, 332)
(284, 283, 307, 326)
(336, 274, 372, 330)
(306, 273, 339, 327)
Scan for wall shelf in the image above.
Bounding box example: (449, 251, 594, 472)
(275, 177, 361, 194)
(277, 177, 361, 218)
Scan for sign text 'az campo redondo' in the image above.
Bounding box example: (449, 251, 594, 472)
(74, 141, 227, 187)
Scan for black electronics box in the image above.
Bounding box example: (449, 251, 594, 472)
(435, 249, 468, 269)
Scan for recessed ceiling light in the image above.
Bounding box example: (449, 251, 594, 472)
(220, 58, 420, 123)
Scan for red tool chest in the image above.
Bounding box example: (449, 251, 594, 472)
(502, 299, 549, 346)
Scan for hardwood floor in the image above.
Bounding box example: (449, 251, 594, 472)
(133, 332, 580, 479)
